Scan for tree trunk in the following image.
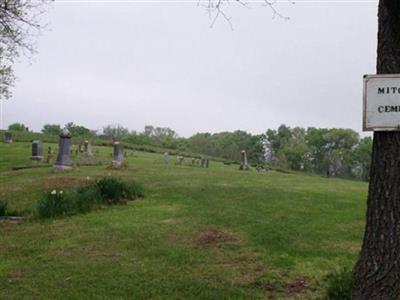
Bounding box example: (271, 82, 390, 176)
(353, 1, 400, 299)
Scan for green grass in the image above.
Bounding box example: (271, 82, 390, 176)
(0, 142, 367, 299)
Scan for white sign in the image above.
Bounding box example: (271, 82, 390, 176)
(363, 74, 400, 131)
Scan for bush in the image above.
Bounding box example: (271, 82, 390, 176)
(96, 177, 130, 204)
(325, 268, 354, 300)
(95, 177, 144, 204)
(37, 177, 144, 219)
(37, 190, 73, 219)
(74, 185, 101, 213)
(0, 199, 8, 216)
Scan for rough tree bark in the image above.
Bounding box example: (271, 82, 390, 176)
(353, 1, 400, 299)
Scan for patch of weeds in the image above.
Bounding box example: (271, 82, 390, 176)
(37, 177, 144, 219)
(96, 177, 143, 205)
(96, 177, 129, 204)
(325, 267, 353, 300)
(74, 185, 101, 213)
(37, 190, 73, 219)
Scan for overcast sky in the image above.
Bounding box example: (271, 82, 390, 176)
(2, 0, 378, 137)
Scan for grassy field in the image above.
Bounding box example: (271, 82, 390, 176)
(0, 142, 367, 299)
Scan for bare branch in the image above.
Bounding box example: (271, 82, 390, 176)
(199, 0, 293, 29)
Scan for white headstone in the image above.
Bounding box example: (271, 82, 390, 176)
(239, 150, 249, 171)
(112, 142, 124, 167)
(163, 152, 170, 164)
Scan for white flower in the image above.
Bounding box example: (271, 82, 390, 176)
(59, 190, 63, 195)
(51, 190, 57, 195)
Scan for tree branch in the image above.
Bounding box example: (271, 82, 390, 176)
(198, 0, 293, 29)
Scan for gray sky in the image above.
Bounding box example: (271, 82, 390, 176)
(2, 0, 378, 137)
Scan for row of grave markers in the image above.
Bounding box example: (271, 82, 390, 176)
(2, 130, 124, 170)
(164, 152, 211, 168)
(3, 131, 250, 171)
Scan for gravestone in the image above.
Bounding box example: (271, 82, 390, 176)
(176, 155, 184, 165)
(4, 132, 12, 144)
(205, 159, 209, 168)
(112, 142, 124, 167)
(54, 129, 73, 170)
(84, 140, 92, 157)
(239, 150, 249, 171)
(201, 158, 206, 168)
(191, 158, 195, 165)
(31, 140, 44, 160)
(163, 152, 170, 164)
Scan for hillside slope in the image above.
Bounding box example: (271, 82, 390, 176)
(0, 142, 367, 299)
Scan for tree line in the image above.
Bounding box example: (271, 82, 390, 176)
(7, 122, 371, 181)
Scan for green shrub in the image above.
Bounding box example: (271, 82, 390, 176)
(74, 185, 101, 213)
(37, 177, 144, 219)
(96, 177, 129, 204)
(325, 267, 354, 300)
(37, 190, 73, 219)
(0, 199, 8, 216)
(95, 177, 144, 204)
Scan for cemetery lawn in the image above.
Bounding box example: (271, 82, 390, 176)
(0, 142, 366, 299)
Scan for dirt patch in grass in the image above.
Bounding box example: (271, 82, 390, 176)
(43, 176, 87, 190)
(285, 278, 308, 295)
(251, 276, 312, 299)
(193, 228, 241, 247)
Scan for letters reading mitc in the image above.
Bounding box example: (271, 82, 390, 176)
(377, 87, 400, 94)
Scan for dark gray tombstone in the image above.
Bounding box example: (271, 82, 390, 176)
(84, 140, 92, 157)
(163, 152, 170, 164)
(31, 140, 44, 160)
(191, 158, 195, 165)
(239, 150, 249, 171)
(205, 159, 209, 168)
(201, 158, 206, 168)
(112, 142, 124, 167)
(54, 129, 73, 170)
(4, 132, 12, 144)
